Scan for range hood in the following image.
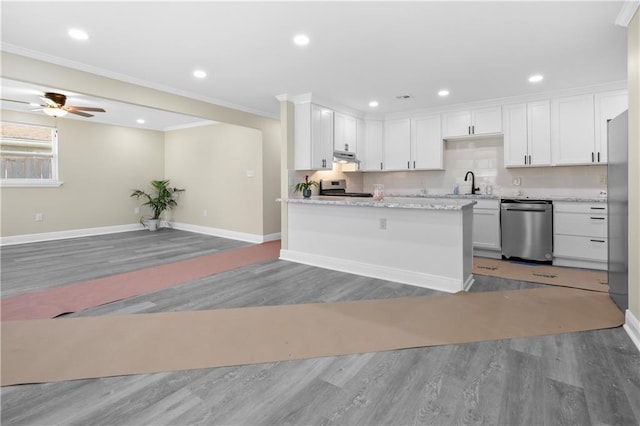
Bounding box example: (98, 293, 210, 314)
(333, 150, 360, 164)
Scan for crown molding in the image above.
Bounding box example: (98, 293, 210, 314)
(615, 1, 639, 27)
(1, 44, 279, 120)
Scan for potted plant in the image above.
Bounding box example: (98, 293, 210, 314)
(131, 179, 185, 231)
(294, 175, 319, 198)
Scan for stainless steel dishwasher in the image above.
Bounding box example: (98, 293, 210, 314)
(500, 199, 553, 262)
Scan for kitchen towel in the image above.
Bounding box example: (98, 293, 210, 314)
(473, 257, 608, 292)
(1, 287, 623, 386)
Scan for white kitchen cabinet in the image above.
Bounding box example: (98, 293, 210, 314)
(384, 118, 411, 170)
(472, 199, 501, 258)
(594, 90, 628, 163)
(503, 101, 551, 167)
(442, 106, 502, 138)
(411, 115, 443, 170)
(551, 94, 595, 165)
(553, 201, 607, 270)
(361, 120, 384, 171)
(334, 112, 357, 153)
(294, 103, 334, 170)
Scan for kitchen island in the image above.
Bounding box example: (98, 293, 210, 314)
(279, 197, 476, 293)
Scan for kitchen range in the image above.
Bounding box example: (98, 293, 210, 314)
(319, 179, 373, 197)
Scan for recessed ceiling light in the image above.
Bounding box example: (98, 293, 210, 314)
(193, 69, 207, 79)
(68, 28, 89, 41)
(136, 119, 146, 124)
(528, 74, 544, 83)
(438, 90, 450, 97)
(293, 34, 310, 46)
(369, 101, 379, 108)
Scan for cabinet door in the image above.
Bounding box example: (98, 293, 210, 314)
(411, 115, 442, 169)
(503, 104, 528, 167)
(362, 120, 384, 171)
(311, 105, 334, 170)
(384, 119, 411, 170)
(334, 112, 357, 153)
(594, 90, 627, 163)
(551, 94, 595, 165)
(527, 100, 551, 166)
(473, 208, 501, 250)
(471, 106, 502, 135)
(442, 111, 471, 138)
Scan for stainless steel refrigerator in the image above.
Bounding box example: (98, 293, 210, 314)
(607, 110, 628, 311)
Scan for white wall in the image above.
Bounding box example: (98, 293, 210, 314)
(164, 123, 264, 235)
(1, 110, 164, 237)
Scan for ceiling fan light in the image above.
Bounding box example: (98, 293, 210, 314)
(43, 107, 68, 118)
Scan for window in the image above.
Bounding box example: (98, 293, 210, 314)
(0, 121, 60, 187)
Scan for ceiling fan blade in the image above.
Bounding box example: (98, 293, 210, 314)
(67, 110, 94, 118)
(40, 96, 59, 107)
(65, 106, 106, 112)
(1, 98, 32, 105)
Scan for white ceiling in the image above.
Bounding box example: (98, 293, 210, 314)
(0, 1, 630, 122)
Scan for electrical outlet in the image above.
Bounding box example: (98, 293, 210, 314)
(599, 175, 607, 185)
(512, 177, 521, 186)
(35, 213, 43, 222)
(134, 207, 140, 215)
(379, 218, 387, 230)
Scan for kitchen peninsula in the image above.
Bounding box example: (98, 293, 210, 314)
(279, 197, 476, 293)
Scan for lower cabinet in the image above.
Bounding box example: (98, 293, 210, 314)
(553, 201, 607, 270)
(472, 199, 501, 258)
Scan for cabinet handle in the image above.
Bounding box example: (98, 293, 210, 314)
(590, 207, 605, 210)
(597, 152, 600, 162)
(472, 125, 475, 134)
(345, 143, 349, 151)
(407, 161, 410, 169)
(524, 155, 527, 165)
(590, 239, 606, 243)
(590, 217, 605, 220)
(380, 162, 383, 170)
(468, 125, 471, 135)
(413, 160, 416, 169)
(591, 152, 595, 162)
(529, 155, 532, 164)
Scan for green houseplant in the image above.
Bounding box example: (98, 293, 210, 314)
(131, 179, 185, 231)
(294, 175, 319, 198)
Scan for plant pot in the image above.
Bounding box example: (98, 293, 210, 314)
(302, 189, 312, 198)
(146, 219, 159, 231)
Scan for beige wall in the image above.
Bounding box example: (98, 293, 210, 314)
(164, 123, 263, 234)
(628, 10, 640, 320)
(0, 110, 164, 236)
(0, 52, 281, 239)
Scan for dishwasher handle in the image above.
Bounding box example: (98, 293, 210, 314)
(503, 207, 550, 212)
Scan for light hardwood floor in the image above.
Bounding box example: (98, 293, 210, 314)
(1, 230, 639, 425)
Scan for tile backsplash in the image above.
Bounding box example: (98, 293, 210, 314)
(290, 136, 607, 198)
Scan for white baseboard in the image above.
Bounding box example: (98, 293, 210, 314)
(1, 222, 281, 246)
(0, 224, 143, 246)
(624, 309, 640, 354)
(170, 222, 281, 244)
(280, 249, 469, 293)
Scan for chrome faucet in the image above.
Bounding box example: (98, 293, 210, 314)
(464, 171, 480, 195)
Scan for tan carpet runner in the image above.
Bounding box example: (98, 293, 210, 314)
(1, 287, 623, 386)
(473, 257, 608, 292)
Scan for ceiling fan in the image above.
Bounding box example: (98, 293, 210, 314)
(1, 92, 106, 118)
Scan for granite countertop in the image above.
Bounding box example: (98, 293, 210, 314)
(278, 196, 477, 211)
(387, 193, 607, 203)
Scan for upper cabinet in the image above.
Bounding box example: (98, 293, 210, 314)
(551, 94, 595, 165)
(384, 119, 411, 170)
(442, 106, 502, 138)
(334, 112, 357, 153)
(594, 90, 628, 164)
(551, 90, 627, 166)
(294, 102, 334, 170)
(503, 101, 551, 167)
(411, 115, 443, 170)
(361, 120, 384, 171)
